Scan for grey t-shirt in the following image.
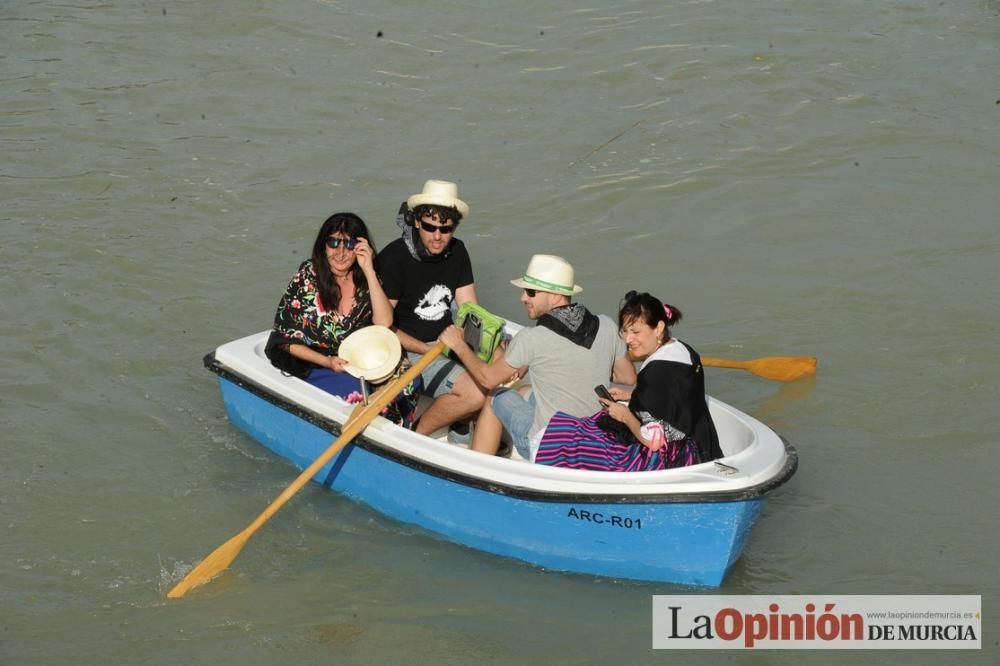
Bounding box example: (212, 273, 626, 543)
(504, 314, 628, 443)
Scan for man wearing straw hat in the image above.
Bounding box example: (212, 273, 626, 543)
(439, 254, 636, 461)
(377, 180, 485, 440)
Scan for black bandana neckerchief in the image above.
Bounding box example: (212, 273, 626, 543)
(536, 303, 600, 349)
(395, 201, 453, 263)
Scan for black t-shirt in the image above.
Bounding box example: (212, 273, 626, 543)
(377, 237, 475, 342)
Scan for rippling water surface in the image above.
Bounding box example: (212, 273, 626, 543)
(3, 0, 999, 663)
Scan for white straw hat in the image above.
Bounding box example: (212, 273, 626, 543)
(338, 326, 402, 384)
(510, 254, 583, 296)
(406, 180, 470, 218)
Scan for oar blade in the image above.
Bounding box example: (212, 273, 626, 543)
(167, 342, 446, 599)
(747, 356, 817, 381)
(167, 529, 251, 598)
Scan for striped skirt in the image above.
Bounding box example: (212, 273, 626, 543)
(535, 411, 699, 472)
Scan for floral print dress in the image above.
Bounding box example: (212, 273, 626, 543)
(264, 260, 420, 427)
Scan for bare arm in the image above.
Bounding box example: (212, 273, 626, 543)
(608, 385, 633, 401)
(287, 343, 348, 372)
(612, 355, 638, 385)
(455, 283, 478, 307)
(354, 239, 393, 328)
(439, 325, 516, 389)
(368, 282, 394, 328)
(382, 297, 427, 353)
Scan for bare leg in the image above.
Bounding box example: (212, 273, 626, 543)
(415, 371, 485, 436)
(471, 395, 504, 455)
(472, 384, 532, 456)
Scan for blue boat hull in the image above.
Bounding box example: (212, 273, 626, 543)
(217, 375, 775, 587)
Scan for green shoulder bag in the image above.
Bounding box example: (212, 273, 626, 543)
(455, 302, 506, 362)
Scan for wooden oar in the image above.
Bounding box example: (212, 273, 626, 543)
(167, 342, 444, 599)
(702, 355, 817, 382)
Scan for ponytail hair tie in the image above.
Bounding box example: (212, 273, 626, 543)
(663, 304, 673, 321)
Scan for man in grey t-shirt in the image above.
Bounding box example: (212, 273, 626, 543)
(439, 254, 636, 461)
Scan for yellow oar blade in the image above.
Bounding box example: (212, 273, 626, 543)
(168, 342, 445, 599)
(703, 355, 817, 382)
(167, 528, 251, 598)
(745, 355, 817, 381)
(166, 425, 356, 598)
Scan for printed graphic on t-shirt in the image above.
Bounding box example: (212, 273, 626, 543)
(414, 284, 452, 321)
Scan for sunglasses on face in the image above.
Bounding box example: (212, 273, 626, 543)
(523, 288, 538, 298)
(417, 220, 457, 235)
(326, 237, 358, 250)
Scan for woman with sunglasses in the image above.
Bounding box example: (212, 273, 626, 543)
(264, 212, 420, 426)
(533, 291, 722, 471)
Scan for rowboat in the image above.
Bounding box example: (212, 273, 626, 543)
(203, 325, 798, 587)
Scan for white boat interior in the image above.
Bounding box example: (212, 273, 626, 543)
(211, 330, 793, 498)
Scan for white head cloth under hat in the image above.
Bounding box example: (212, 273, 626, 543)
(510, 254, 583, 296)
(406, 180, 470, 218)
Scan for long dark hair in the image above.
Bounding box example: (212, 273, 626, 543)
(618, 290, 683, 340)
(310, 212, 373, 314)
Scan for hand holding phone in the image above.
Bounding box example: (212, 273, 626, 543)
(594, 385, 613, 401)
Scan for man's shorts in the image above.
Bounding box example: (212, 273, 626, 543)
(491, 388, 536, 460)
(406, 351, 467, 399)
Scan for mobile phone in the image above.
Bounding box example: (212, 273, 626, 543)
(463, 312, 482, 351)
(594, 385, 613, 401)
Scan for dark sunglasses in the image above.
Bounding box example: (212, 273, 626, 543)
(417, 220, 457, 235)
(523, 288, 538, 298)
(326, 237, 358, 250)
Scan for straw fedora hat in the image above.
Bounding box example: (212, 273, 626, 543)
(510, 254, 583, 296)
(406, 180, 470, 218)
(338, 326, 402, 384)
